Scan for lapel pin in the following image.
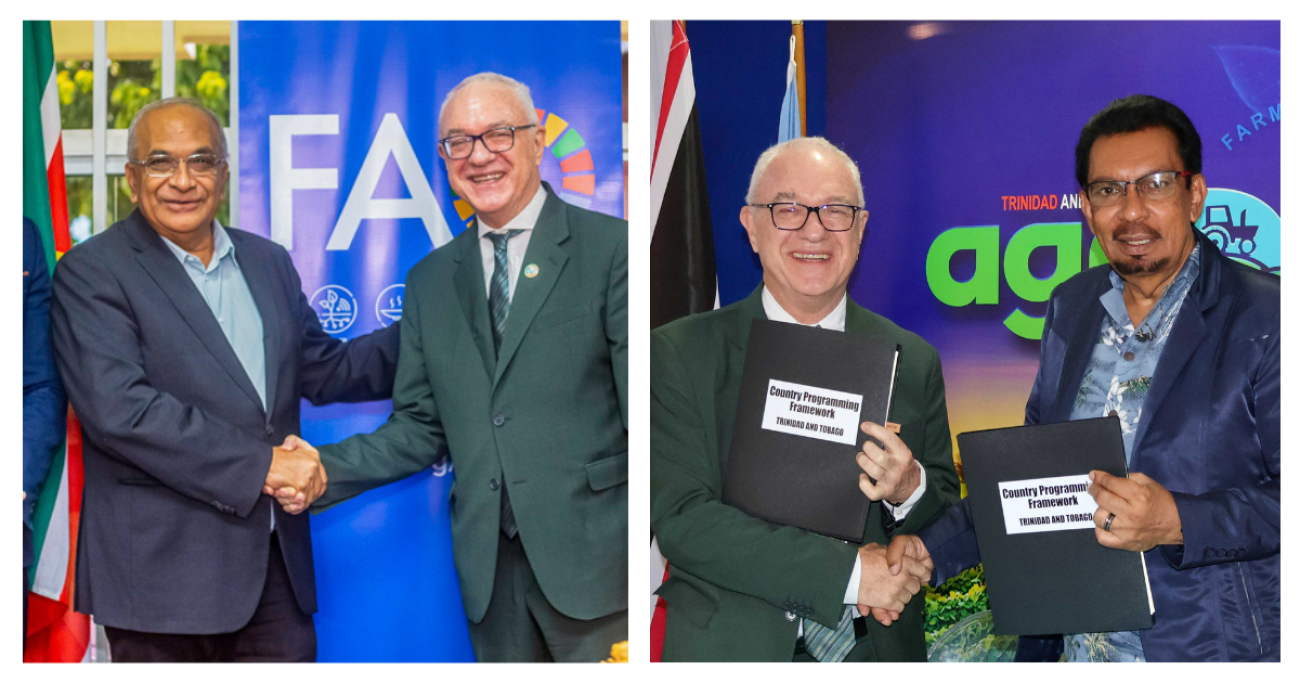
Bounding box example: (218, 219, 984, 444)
(524, 263, 540, 278)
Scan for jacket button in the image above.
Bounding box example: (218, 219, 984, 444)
(493, 414, 506, 427)
(489, 479, 500, 491)
(785, 612, 796, 622)
(265, 425, 274, 437)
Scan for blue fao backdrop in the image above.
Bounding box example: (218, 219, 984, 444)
(237, 21, 623, 661)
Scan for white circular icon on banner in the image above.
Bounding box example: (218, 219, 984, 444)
(310, 285, 358, 335)
(375, 284, 405, 327)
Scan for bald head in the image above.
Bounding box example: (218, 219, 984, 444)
(746, 137, 864, 206)
(127, 98, 226, 162)
(438, 72, 540, 138)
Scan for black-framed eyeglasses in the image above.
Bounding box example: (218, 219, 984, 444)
(1085, 170, 1192, 207)
(128, 153, 226, 178)
(747, 202, 863, 232)
(439, 124, 537, 160)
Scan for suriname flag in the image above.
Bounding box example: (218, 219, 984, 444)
(24, 19, 91, 664)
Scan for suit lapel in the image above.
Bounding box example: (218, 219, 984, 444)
(844, 298, 874, 335)
(719, 287, 766, 470)
(1052, 278, 1108, 424)
(1128, 302, 1206, 456)
(492, 193, 569, 387)
(126, 213, 265, 415)
(1131, 233, 1224, 457)
(452, 226, 496, 382)
(231, 231, 281, 411)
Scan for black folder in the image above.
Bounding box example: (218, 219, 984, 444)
(958, 418, 1154, 636)
(722, 319, 900, 543)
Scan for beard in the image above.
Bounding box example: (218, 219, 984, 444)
(1111, 255, 1169, 276)
(1107, 223, 1170, 276)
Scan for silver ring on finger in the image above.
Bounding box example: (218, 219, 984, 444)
(1103, 512, 1116, 532)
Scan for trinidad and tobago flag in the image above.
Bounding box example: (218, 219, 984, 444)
(649, 20, 719, 662)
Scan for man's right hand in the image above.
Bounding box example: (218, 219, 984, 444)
(856, 541, 931, 618)
(263, 435, 326, 514)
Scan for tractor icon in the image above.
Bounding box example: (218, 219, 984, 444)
(1202, 205, 1271, 271)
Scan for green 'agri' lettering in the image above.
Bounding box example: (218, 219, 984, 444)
(927, 223, 1109, 340)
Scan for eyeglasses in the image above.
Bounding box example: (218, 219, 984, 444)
(439, 124, 536, 160)
(747, 202, 863, 232)
(1085, 170, 1192, 207)
(129, 153, 226, 178)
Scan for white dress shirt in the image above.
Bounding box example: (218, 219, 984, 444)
(477, 184, 547, 302)
(759, 286, 927, 620)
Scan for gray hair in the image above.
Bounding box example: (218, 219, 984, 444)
(438, 72, 541, 135)
(126, 98, 227, 161)
(745, 136, 864, 206)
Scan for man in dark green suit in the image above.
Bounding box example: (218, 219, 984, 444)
(275, 73, 627, 662)
(651, 137, 959, 661)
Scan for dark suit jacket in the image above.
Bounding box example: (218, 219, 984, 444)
(316, 186, 628, 623)
(920, 229, 1280, 661)
(50, 210, 400, 634)
(24, 218, 66, 568)
(650, 286, 960, 661)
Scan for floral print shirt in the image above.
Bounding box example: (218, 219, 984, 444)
(1062, 244, 1201, 662)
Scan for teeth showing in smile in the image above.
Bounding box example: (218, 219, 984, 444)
(1121, 239, 1152, 246)
(793, 252, 828, 261)
(473, 173, 504, 183)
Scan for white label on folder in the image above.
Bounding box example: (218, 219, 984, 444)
(998, 474, 1098, 535)
(761, 379, 863, 446)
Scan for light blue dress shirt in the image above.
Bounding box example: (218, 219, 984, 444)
(159, 221, 273, 530)
(158, 220, 266, 409)
(1063, 244, 1201, 662)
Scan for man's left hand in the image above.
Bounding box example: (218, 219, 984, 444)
(1089, 470, 1182, 552)
(856, 422, 921, 504)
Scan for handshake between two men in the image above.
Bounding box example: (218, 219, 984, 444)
(263, 435, 323, 515)
(852, 421, 932, 628)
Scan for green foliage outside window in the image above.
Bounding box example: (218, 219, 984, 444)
(58, 44, 231, 232)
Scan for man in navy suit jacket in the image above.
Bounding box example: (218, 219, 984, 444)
(881, 96, 1278, 661)
(50, 99, 400, 661)
(24, 217, 66, 641)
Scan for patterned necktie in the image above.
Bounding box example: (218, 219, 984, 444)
(487, 229, 524, 355)
(802, 607, 857, 662)
(487, 229, 523, 538)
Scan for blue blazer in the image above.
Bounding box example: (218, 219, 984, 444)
(51, 210, 401, 634)
(920, 228, 1279, 662)
(24, 218, 66, 568)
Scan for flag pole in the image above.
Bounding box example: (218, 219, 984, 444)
(792, 20, 806, 137)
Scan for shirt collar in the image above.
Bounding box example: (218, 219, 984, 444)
(761, 286, 848, 332)
(477, 183, 546, 237)
(159, 219, 235, 270)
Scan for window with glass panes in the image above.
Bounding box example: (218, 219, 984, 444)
(52, 21, 236, 247)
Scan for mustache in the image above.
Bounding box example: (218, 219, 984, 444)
(1110, 224, 1161, 241)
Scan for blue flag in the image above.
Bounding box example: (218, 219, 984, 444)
(778, 34, 801, 142)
